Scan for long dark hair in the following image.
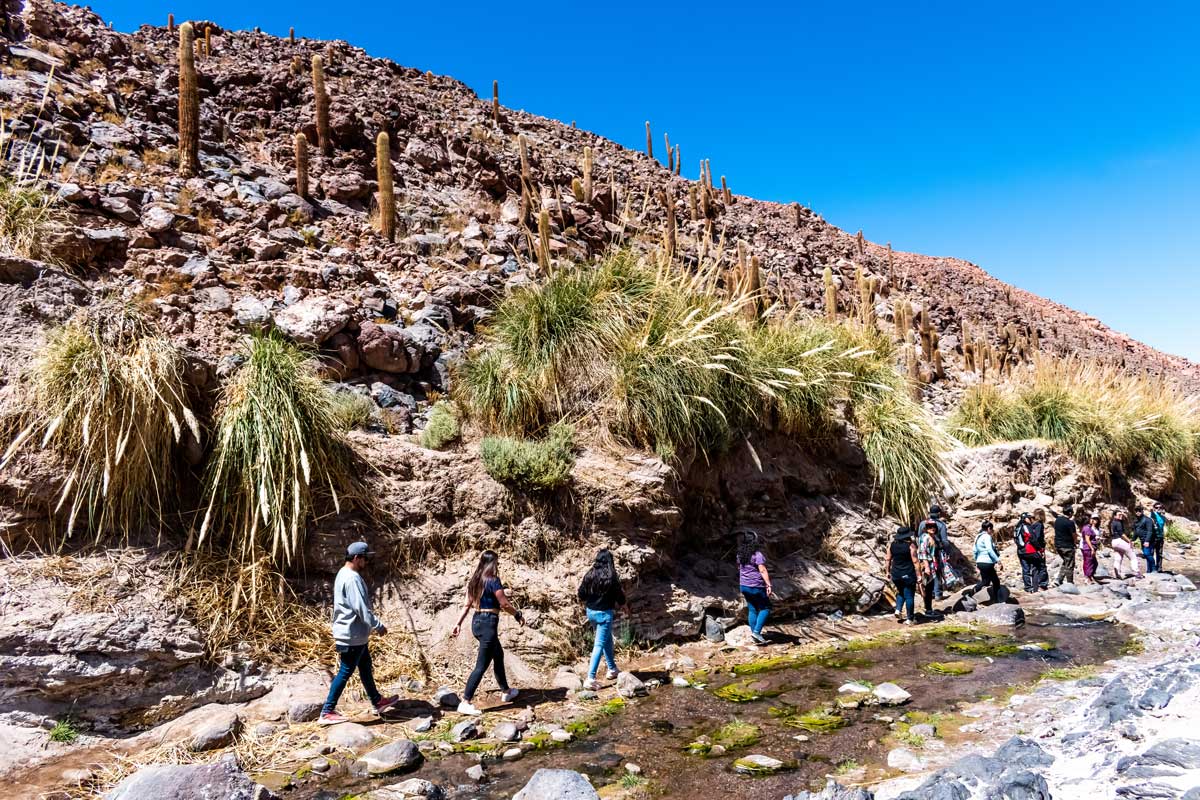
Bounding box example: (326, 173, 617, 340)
(736, 530, 760, 566)
(580, 549, 617, 598)
(467, 550, 499, 606)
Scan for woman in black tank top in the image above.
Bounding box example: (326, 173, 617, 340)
(884, 527, 919, 624)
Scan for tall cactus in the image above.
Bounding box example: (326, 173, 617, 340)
(375, 132, 394, 241)
(582, 145, 593, 202)
(856, 229, 865, 258)
(688, 185, 698, 221)
(311, 55, 331, 156)
(823, 266, 837, 322)
(167, 13, 174, 32)
(537, 209, 553, 273)
(177, 22, 199, 177)
(204, 25, 212, 58)
(571, 178, 585, 204)
(289, 26, 295, 43)
(919, 308, 933, 361)
(492, 80, 501, 125)
(673, 145, 681, 176)
(661, 189, 676, 259)
(518, 133, 530, 181)
(664, 133, 672, 171)
(294, 132, 309, 197)
(746, 255, 763, 319)
(645, 121, 653, 159)
(906, 332, 922, 398)
(793, 202, 802, 227)
(721, 176, 731, 204)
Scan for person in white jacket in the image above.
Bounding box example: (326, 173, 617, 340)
(972, 521, 1003, 604)
(319, 541, 399, 726)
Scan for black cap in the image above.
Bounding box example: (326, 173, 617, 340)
(929, 505, 942, 516)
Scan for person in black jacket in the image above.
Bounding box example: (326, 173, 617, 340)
(1134, 507, 1157, 573)
(1051, 506, 1078, 587)
(1015, 512, 1048, 592)
(578, 549, 628, 690)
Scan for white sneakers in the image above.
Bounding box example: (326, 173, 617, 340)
(501, 688, 520, 703)
(456, 700, 482, 716)
(605, 669, 618, 680)
(583, 678, 600, 690)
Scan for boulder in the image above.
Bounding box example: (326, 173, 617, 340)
(233, 296, 272, 329)
(491, 721, 520, 742)
(287, 701, 323, 723)
(616, 671, 647, 698)
(273, 296, 352, 344)
(433, 687, 460, 708)
(367, 778, 445, 799)
(326, 722, 376, 751)
(733, 754, 787, 775)
(360, 739, 423, 775)
(513, 769, 599, 800)
(968, 603, 1025, 627)
(189, 709, 241, 751)
(993, 737, 1055, 769)
(871, 683, 912, 706)
(1135, 739, 1200, 770)
(358, 321, 422, 373)
(782, 779, 875, 800)
(105, 757, 263, 800)
(450, 719, 478, 743)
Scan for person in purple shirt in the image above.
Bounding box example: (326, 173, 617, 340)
(737, 530, 776, 645)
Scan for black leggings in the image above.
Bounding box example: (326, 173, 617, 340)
(974, 562, 1001, 603)
(464, 612, 508, 701)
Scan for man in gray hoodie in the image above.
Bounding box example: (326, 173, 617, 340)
(319, 541, 399, 725)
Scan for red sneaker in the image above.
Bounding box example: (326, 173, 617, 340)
(318, 711, 347, 726)
(374, 695, 400, 715)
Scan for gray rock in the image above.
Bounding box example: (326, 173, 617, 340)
(465, 763, 485, 782)
(1058, 582, 1080, 595)
(233, 296, 272, 329)
(783, 779, 875, 800)
(189, 710, 241, 751)
(733, 754, 787, 774)
(433, 687, 460, 708)
(276, 193, 315, 221)
(1138, 688, 1172, 710)
(947, 753, 1004, 783)
(993, 737, 1055, 769)
(367, 778, 445, 799)
(970, 603, 1026, 627)
(896, 777, 969, 800)
(492, 721, 519, 742)
(258, 178, 292, 200)
(105, 757, 262, 800)
(871, 682, 912, 706)
(704, 616, 726, 643)
(326, 722, 376, 751)
(101, 196, 139, 223)
(616, 671, 647, 698)
(887, 748, 926, 772)
(371, 382, 417, 411)
(358, 322, 423, 373)
(1091, 678, 1140, 726)
(410, 716, 434, 733)
(1135, 739, 1200, 770)
(273, 295, 352, 345)
(983, 769, 1049, 799)
(404, 139, 449, 171)
(513, 769, 599, 800)
(360, 739, 423, 775)
(909, 723, 937, 738)
(141, 205, 176, 233)
(450, 719, 478, 743)
(193, 286, 232, 313)
(287, 701, 323, 723)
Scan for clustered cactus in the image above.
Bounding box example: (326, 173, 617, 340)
(375, 132, 395, 241)
(177, 22, 199, 177)
(312, 55, 331, 156)
(293, 132, 308, 197)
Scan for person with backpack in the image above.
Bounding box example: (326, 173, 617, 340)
(577, 549, 628, 690)
(1151, 503, 1168, 573)
(884, 526, 920, 624)
(451, 550, 524, 716)
(736, 530, 776, 645)
(1109, 510, 1141, 579)
(972, 520, 1002, 604)
(1014, 512, 1048, 593)
(1134, 507, 1157, 573)
(1080, 514, 1101, 584)
(1052, 505, 1078, 587)
(922, 505, 951, 600)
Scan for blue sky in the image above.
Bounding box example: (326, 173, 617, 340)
(94, 0, 1200, 361)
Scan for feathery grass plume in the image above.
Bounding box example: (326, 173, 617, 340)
(0, 302, 198, 542)
(177, 22, 200, 177)
(481, 423, 575, 490)
(0, 172, 65, 262)
(311, 55, 331, 156)
(857, 392, 956, 522)
(375, 131, 395, 241)
(645, 121, 653, 159)
(420, 401, 461, 450)
(199, 331, 356, 567)
(293, 132, 308, 197)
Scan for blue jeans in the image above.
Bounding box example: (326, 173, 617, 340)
(586, 608, 617, 680)
(1142, 544, 1158, 573)
(322, 643, 380, 714)
(740, 586, 771, 635)
(892, 574, 916, 620)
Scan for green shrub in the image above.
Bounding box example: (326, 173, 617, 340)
(458, 251, 953, 517)
(0, 302, 198, 540)
(0, 170, 66, 262)
(480, 423, 574, 490)
(49, 717, 79, 744)
(1165, 522, 1196, 544)
(328, 390, 375, 432)
(199, 331, 357, 566)
(420, 401, 460, 450)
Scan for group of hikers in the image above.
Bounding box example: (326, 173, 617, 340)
(885, 503, 1171, 624)
(316, 502, 1170, 723)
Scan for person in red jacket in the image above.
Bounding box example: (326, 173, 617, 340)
(1014, 512, 1048, 593)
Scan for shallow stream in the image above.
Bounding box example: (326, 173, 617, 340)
(296, 613, 1130, 799)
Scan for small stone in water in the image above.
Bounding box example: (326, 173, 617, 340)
(625, 763, 642, 775)
(503, 747, 523, 760)
(673, 676, 690, 687)
(310, 758, 330, 773)
(550, 729, 573, 743)
(793, 734, 810, 742)
(466, 764, 485, 782)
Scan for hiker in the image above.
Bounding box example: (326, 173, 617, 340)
(1080, 514, 1101, 584)
(736, 530, 776, 645)
(451, 550, 524, 716)
(577, 549, 628, 689)
(1110, 510, 1142, 579)
(1134, 507, 1157, 573)
(972, 520, 1002, 603)
(923, 505, 951, 599)
(319, 542, 399, 726)
(1014, 512, 1048, 593)
(885, 526, 919, 625)
(1052, 505, 1078, 587)
(917, 521, 940, 615)
(1151, 503, 1168, 573)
